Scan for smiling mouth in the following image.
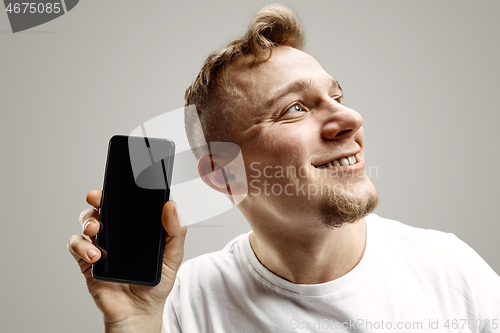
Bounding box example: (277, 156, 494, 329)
(314, 154, 359, 169)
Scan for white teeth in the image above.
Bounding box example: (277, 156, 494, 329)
(339, 158, 350, 166)
(315, 154, 358, 168)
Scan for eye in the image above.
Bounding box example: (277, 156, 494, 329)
(286, 103, 305, 113)
(333, 95, 343, 104)
(277, 102, 308, 121)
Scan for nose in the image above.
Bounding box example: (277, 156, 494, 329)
(319, 100, 363, 141)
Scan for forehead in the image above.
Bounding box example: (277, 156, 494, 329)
(229, 47, 327, 94)
(223, 46, 335, 119)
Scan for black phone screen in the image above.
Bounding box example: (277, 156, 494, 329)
(92, 135, 175, 286)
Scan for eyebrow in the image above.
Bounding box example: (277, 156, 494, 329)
(264, 77, 341, 110)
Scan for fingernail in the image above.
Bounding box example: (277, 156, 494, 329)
(83, 219, 98, 231)
(87, 248, 98, 260)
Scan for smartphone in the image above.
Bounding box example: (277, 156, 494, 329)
(92, 135, 175, 286)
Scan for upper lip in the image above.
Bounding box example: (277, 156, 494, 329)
(312, 151, 360, 166)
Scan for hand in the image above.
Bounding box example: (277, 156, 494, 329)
(68, 190, 187, 332)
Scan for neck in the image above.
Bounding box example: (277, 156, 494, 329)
(248, 218, 367, 284)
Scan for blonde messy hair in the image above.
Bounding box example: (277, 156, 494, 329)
(184, 4, 305, 159)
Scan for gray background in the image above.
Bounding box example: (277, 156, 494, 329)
(1, 0, 499, 332)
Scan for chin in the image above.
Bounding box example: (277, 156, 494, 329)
(319, 180, 379, 229)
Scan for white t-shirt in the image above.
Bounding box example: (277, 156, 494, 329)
(163, 214, 500, 332)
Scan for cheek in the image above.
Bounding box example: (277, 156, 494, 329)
(270, 125, 313, 156)
(241, 123, 315, 176)
(243, 134, 306, 180)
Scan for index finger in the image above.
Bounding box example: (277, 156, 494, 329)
(86, 190, 102, 209)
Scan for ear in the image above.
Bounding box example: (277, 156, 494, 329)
(198, 155, 231, 195)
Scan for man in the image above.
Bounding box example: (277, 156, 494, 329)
(69, 4, 499, 332)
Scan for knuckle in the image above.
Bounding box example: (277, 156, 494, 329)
(67, 234, 79, 248)
(180, 226, 188, 236)
(68, 234, 88, 254)
(168, 249, 183, 260)
(79, 208, 99, 226)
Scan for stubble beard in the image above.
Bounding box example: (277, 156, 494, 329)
(319, 181, 379, 229)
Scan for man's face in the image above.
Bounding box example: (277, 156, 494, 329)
(224, 46, 378, 229)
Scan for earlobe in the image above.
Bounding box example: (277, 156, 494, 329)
(198, 155, 230, 194)
(198, 152, 248, 205)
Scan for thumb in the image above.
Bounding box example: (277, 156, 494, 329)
(161, 201, 187, 273)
